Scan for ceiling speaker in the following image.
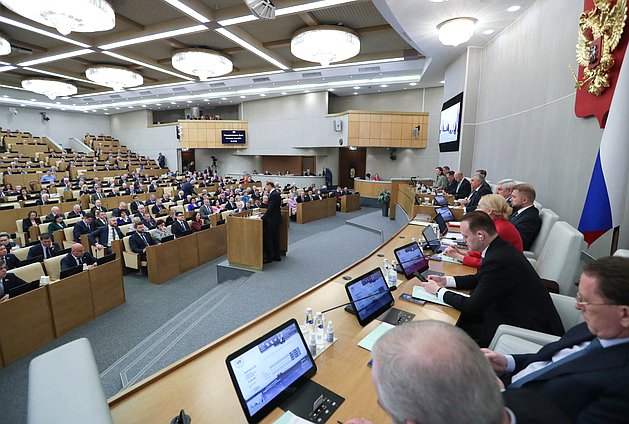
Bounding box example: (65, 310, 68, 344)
(244, 0, 276, 19)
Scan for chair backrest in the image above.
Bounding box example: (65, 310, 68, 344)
(533, 200, 543, 210)
(534, 221, 584, 296)
(11, 246, 31, 261)
(550, 293, 584, 331)
(43, 255, 64, 280)
(65, 217, 81, 226)
(122, 235, 132, 252)
(8, 261, 45, 282)
(15, 219, 22, 233)
(63, 226, 75, 242)
(221, 210, 233, 220)
(38, 222, 51, 234)
(170, 205, 184, 214)
(527, 208, 559, 257)
(613, 249, 629, 258)
(119, 223, 133, 235)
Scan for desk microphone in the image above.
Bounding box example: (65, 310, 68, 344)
(321, 286, 397, 314)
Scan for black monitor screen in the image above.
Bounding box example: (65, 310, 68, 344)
(345, 268, 394, 326)
(394, 242, 429, 279)
(434, 213, 448, 236)
(435, 206, 455, 222)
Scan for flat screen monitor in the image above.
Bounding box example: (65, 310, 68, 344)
(439, 92, 463, 153)
(225, 319, 317, 423)
(96, 253, 116, 265)
(434, 213, 449, 236)
(422, 226, 442, 254)
(6, 280, 39, 298)
(433, 195, 448, 206)
(179, 228, 193, 237)
(60, 264, 83, 279)
(345, 268, 395, 326)
(435, 206, 455, 222)
(19, 255, 43, 267)
(394, 242, 429, 279)
(222, 129, 247, 145)
(160, 235, 175, 243)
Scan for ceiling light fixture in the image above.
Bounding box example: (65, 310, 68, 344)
(171, 49, 233, 80)
(162, 0, 211, 23)
(22, 67, 94, 85)
(0, 65, 16, 72)
(0, 33, 11, 55)
(482, 29, 495, 35)
(0, 0, 115, 35)
(245, 0, 276, 19)
(21, 78, 77, 100)
(216, 28, 289, 70)
(291, 26, 360, 67)
(0, 16, 91, 47)
(437, 17, 476, 47)
(507, 5, 521, 12)
(85, 65, 143, 91)
(18, 49, 93, 67)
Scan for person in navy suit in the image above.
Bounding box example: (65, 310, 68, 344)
(89, 217, 124, 255)
(453, 171, 472, 199)
(262, 182, 282, 263)
(60, 243, 96, 272)
(171, 212, 191, 237)
(0, 244, 19, 270)
(483, 256, 629, 422)
(27, 233, 62, 260)
(129, 222, 156, 260)
(0, 259, 28, 302)
(73, 213, 94, 242)
(460, 173, 492, 212)
(509, 184, 542, 250)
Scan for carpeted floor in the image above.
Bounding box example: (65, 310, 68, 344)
(0, 207, 405, 423)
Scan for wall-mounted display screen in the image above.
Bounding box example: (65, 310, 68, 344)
(439, 92, 463, 152)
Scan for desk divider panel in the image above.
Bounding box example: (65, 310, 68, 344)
(47, 271, 95, 337)
(340, 194, 361, 213)
(227, 215, 263, 270)
(297, 197, 336, 224)
(146, 244, 179, 284)
(197, 224, 227, 264)
(89, 259, 126, 317)
(177, 234, 199, 273)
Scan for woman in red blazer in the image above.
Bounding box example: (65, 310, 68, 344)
(445, 194, 523, 268)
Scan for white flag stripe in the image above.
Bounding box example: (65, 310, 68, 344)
(599, 49, 629, 226)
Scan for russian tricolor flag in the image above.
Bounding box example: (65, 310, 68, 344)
(579, 50, 629, 246)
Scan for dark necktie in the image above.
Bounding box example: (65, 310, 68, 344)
(77, 256, 83, 265)
(180, 221, 186, 230)
(142, 233, 149, 246)
(44, 246, 51, 259)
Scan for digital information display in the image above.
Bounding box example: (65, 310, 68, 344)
(222, 129, 247, 144)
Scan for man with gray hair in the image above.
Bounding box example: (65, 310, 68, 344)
(496, 179, 516, 205)
(346, 321, 569, 424)
(460, 173, 492, 213)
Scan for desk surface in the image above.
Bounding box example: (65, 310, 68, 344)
(109, 222, 474, 423)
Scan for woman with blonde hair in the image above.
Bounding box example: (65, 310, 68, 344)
(444, 194, 523, 268)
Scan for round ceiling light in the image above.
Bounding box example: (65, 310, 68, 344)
(437, 17, 477, 47)
(0, 33, 11, 56)
(85, 65, 143, 91)
(21, 79, 77, 100)
(171, 49, 233, 80)
(0, 0, 115, 35)
(291, 25, 360, 67)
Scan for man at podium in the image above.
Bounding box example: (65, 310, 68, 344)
(262, 181, 282, 264)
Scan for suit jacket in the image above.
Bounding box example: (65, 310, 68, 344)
(508, 323, 629, 422)
(181, 181, 196, 196)
(262, 189, 282, 226)
(509, 206, 542, 251)
(111, 208, 128, 218)
(67, 210, 85, 219)
(502, 389, 571, 424)
(142, 218, 157, 229)
(454, 178, 472, 199)
(89, 225, 124, 247)
(73, 220, 93, 242)
(130, 201, 144, 214)
(27, 242, 62, 259)
(465, 185, 493, 212)
(60, 252, 96, 271)
(93, 218, 108, 229)
(199, 204, 213, 219)
(89, 206, 107, 216)
(129, 231, 156, 253)
(152, 204, 167, 215)
(225, 201, 237, 210)
(1, 253, 20, 270)
(444, 180, 458, 196)
(445, 237, 563, 346)
(22, 217, 41, 233)
(171, 219, 191, 237)
(90, 192, 105, 203)
(1, 273, 27, 297)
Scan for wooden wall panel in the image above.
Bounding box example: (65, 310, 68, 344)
(179, 120, 248, 149)
(338, 111, 428, 149)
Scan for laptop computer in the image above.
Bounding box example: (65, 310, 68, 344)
(60, 264, 84, 279)
(435, 206, 455, 222)
(96, 253, 116, 265)
(433, 195, 448, 206)
(394, 242, 444, 282)
(434, 213, 449, 236)
(345, 268, 395, 326)
(7, 280, 40, 298)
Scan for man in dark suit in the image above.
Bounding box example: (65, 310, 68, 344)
(344, 321, 570, 424)
(181, 179, 196, 197)
(93, 211, 108, 229)
(141, 212, 157, 230)
(199, 198, 213, 223)
(73, 213, 94, 242)
(129, 222, 156, 260)
(461, 173, 492, 212)
(0, 244, 20, 270)
(484, 256, 629, 422)
(66, 204, 85, 219)
(27, 233, 62, 260)
(43, 206, 61, 223)
(129, 196, 144, 214)
(171, 212, 191, 237)
(453, 171, 472, 199)
(225, 196, 237, 210)
(496, 179, 516, 205)
(60, 243, 96, 272)
(111, 202, 129, 218)
(152, 199, 167, 215)
(421, 212, 563, 347)
(262, 182, 282, 263)
(444, 171, 458, 195)
(90, 199, 107, 216)
(89, 217, 124, 255)
(0, 259, 28, 302)
(509, 183, 542, 250)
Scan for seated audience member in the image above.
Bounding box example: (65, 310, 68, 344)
(421, 212, 563, 347)
(93, 210, 108, 228)
(116, 210, 133, 226)
(133, 204, 147, 219)
(0, 244, 20, 270)
(60, 243, 96, 272)
(484, 256, 629, 422)
(28, 233, 62, 260)
(112, 201, 129, 217)
(171, 212, 191, 237)
(297, 190, 311, 203)
(303, 168, 313, 176)
(509, 183, 542, 251)
(0, 259, 28, 302)
(371, 173, 381, 181)
(73, 213, 94, 242)
(89, 217, 124, 255)
(190, 212, 203, 231)
(39, 170, 56, 184)
(199, 198, 213, 222)
(130, 196, 144, 214)
(444, 171, 457, 195)
(16, 188, 30, 202)
(453, 171, 472, 199)
(47, 214, 66, 241)
(151, 220, 172, 243)
(152, 199, 167, 215)
(345, 321, 570, 424)
(434, 166, 447, 190)
(90, 199, 107, 216)
(141, 212, 157, 230)
(496, 179, 516, 205)
(43, 206, 61, 223)
(225, 196, 237, 210)
(145, 193, 157, 205)
(129, 222, 156, 260)
(287, 193, 297, 217)
(22, 210, 41, 233)
(67, 204, 85, 219)
(444, 195, 522, 267)
(311, 190, 321, 201)
(0, 232, 19, 251)
(460, 173, 492, 212)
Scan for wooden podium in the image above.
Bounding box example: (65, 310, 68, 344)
(226, 209, 288, 270)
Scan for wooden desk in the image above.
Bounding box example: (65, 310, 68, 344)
(197, 225, 227, 264)
(176, 234, 200, 273)
(414, 204, 465, 221)
(48, 271, 95, 336)
(296, 197, 336, 224)
(340, 194, 361, 213)
(108, 223, 475, 423)
(0, 287, 55, 366)
(353, 178, 392, 197)
(146, 243, 180, 284)
(89, 259, 125, 317)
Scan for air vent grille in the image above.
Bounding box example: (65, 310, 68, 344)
(172, 87, 188, 92)
(252, 77, 270, 83)
(210, 82, 225, 87)
(138, 90, 152, 95)
(108, 94, 122, 99)
(301, 72, 322, 78)
(81, 97, 94, 101)
(358, 66, 381, 73)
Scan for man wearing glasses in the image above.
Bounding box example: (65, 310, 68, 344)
(483, 256, 629, 422)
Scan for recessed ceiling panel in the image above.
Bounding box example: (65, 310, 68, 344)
(310, 2, 388, 29)
(238, 15, 306, 43)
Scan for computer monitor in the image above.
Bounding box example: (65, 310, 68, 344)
(96, 253, 116, 265)
(226, 319, 317, 423)
(433, 195, 448, 206)
(345, 268, 395, 326)
(422, 225, 442, 254)
(434, 213, 449, 236)
(179, 229, 193, 237)
(435, 206, 455, 222)
(394, 242, 429, 279)
(6, 280, 39, 298)
(18, 255, 43, 267)
(160, 235, 175, 243)
(59, 264, 83, 279)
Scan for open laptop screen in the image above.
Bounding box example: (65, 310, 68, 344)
(345, 268, 394, 326)
(434, 213, 449, 236)
(433, 195, 448, 206)
(435, 206, 455, 222)
(226, 319, 316, 423)
(394, 242, 429, 279)
(422, 225, 442, 254)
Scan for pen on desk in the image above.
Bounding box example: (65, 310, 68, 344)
(337, 421, 344, 424)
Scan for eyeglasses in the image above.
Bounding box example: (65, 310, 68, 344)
(575, 293, 622, 307)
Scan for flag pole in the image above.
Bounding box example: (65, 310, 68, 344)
(610, 226, 620, 255)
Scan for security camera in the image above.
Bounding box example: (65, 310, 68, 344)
(9, 107, 17, 116)
(40, 112, 50, 121)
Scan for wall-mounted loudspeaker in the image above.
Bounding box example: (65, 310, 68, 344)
(333, 119, 342, 132)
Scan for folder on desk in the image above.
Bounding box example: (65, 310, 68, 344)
(412, 286, 451, 307)
(357, 322, 395, 351)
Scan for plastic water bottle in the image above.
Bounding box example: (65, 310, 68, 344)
(314, 311, 325, 351)
(308, 333, 317, 356)
(388, 261, 398, 287)
(304, 307, 314, 332)
(383, 258, 389, 276)
(326, 321, 334, 343)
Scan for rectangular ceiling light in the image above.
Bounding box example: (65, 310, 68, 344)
(103, 52, 195, 80)
(129, 81, 194, 90)
(0, 65, 17, 72)
(217, 15, 257, 26)
(22, 67, 97, 85)
(18, 49, 93, 66)
(215, 28, 289, 70)
(99, 25, 206, 50)
(0, 16, 91, 48)
(162, 0, 211, 23)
